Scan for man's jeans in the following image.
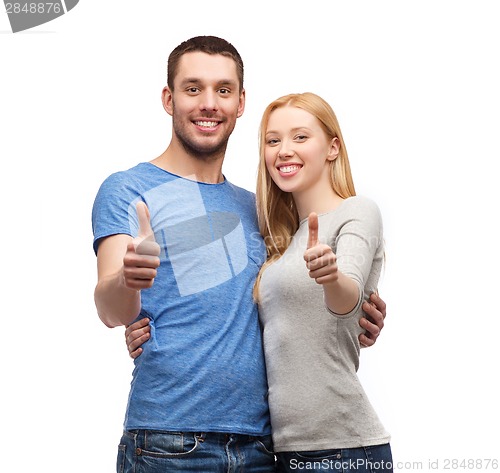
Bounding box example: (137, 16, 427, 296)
(117, 430, 277, 472)
(276, 443, 393, 473)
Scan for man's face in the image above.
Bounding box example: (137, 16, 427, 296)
(164, 52, 245, 160)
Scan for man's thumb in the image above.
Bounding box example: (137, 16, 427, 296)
(136, 201, 153, 239)
(134, 201, 160, 256)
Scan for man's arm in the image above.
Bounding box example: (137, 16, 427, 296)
(95, 234, 142, 328)
(359, 293, 386, 347)
(94, 202, 160, 328)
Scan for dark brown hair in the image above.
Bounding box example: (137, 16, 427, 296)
(167, 36, 244, 92)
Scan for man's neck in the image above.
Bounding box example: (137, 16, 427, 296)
(151, 144, 225, 184)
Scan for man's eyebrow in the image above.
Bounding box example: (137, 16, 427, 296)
(217, 79, 238, 87)
(180, 78, 202, 85)
(179, 78, 238, 88)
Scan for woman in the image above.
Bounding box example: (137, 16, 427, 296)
(254, 92, 392, 472)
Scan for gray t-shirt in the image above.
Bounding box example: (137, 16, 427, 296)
(259, 195, 390, 451)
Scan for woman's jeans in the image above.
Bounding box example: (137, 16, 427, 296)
(276, 443, 393, 473)
(117, 430, 277, 472)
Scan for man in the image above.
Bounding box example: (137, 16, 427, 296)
(92, 36, 386, 472)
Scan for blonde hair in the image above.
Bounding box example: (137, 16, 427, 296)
(253, 92, 356, 300)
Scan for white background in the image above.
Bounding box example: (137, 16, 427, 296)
(1, 1, 499, 471)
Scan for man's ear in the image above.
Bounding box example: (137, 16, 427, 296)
(237, 88, 246, 118)
(162, 86, 173, 116)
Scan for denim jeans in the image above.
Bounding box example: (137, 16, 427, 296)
(276, 443, 393, 473)
(117, 430, 277, 472)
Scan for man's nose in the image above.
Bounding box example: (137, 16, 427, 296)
(199, 90, 219, 112)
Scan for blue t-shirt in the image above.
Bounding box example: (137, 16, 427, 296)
(92, 162, 271, 435)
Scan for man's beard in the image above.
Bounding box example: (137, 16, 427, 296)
(177, 132, 229, 162)
(172, 112, 232, 162)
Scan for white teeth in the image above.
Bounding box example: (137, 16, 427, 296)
(279, 165, 301, 173)
(195, 121, 218, 127)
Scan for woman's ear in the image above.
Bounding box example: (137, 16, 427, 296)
(327, 137, 341, 161)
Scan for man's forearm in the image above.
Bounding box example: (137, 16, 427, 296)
(94, 272, 141, 328)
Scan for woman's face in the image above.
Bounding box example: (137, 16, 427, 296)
(264, 105, 338, 195)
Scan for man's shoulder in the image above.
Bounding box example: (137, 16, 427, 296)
(224, 179, 256, 198)
(102, 162, 149, 182)
(97, 163, 164, 197)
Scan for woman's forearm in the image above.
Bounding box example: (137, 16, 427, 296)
(323, 271, 360, 315)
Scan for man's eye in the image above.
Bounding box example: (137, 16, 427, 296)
(219, 88, 230, 94)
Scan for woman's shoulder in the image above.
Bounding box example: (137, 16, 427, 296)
(341, 195, 381, 216)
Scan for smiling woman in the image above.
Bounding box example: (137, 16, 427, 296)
(254, 92, 392, 472)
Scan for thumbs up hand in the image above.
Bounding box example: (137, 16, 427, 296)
(304, 212, 339, 286)
(123, 202, 161, 290)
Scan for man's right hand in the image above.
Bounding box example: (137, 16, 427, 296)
(123, 202, 161, 290)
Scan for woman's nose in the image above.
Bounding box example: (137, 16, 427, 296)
(277, 142, 294, 160)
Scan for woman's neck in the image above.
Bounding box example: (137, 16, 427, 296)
(294, 186, 344, 221)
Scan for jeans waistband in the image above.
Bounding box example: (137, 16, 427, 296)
(197, 432, 270, 443)
(125, 430, 270, 443)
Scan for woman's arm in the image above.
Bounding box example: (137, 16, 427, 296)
(303, 212, 360, 314)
